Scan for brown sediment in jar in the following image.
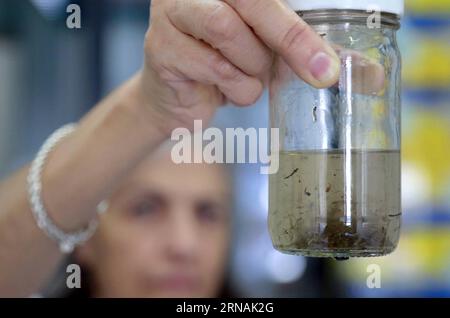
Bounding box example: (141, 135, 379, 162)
(268, 150, 401, 258)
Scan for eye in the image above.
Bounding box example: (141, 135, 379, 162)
(195, 201, 222, 223)
(131, 197, 163, 218)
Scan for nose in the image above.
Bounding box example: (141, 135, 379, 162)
(165, 206, 199, 263)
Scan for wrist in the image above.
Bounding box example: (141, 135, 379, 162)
(119, 71, 172, 143)
(137, 68, 195, 136)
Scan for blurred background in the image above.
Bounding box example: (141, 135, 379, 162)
(0, 0, 449, 297)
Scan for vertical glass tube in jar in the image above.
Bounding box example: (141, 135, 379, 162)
(269, 10, 402, 258)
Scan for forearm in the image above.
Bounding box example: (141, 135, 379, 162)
(0, 72, 168, 297)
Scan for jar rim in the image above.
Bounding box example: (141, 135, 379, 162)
(286, 0, 404, 17)
(298, 9, 401, 29)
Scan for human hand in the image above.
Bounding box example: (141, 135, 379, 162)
(141, 0, 341, 133)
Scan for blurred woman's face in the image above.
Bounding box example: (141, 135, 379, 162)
(76, 152, 231, 298)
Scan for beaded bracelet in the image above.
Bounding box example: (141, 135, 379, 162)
(27, 124, 106, 254)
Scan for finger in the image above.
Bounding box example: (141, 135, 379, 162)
(335, 47, 386, 95)
(156, 25, 264, 107)
(167, 0, 272, 77)
(223, 0, 341, 88)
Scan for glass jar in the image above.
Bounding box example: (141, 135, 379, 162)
(269, 0, 403, 258)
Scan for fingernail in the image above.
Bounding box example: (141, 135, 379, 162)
(309, 51, 340, 85)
